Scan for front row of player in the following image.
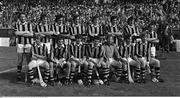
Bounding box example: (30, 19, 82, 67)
(26, 34, 164, 87)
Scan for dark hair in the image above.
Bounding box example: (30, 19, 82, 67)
(39, 14, 48, 22)
(110, 16, 118, 22)
(55, 14, 64, 23)
(92, 15, 99, 22)
(18, 12, 26, 19)
(127, 16, 135, 24)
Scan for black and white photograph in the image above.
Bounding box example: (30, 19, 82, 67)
(0, 0, 179, 96)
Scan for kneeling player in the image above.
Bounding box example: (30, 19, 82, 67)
(50, 35, 71, 86)
(27, 35, 50, 87)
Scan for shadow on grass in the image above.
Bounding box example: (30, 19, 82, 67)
(0, 71, 27, 84)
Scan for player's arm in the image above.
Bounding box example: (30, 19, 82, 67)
(114, 45, 126, 63)
(31, 46, 38, 60)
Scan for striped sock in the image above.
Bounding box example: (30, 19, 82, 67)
(87, 68, 93, 83)
(116, 67, 123, 78)
(44, 70, 50, 83)
(141, 68, 146, 80)
(70, 71, 75, 83)
(102, 68, 110, 82)
(50, 76, 54, 82)
(123, 70, 128, 80)
(155, 67, 160, 79)
(28, 69, 34, 83)
(17, 66, 22, 79)
(135, 68, 141, 80)
(150, 66, 156, 78)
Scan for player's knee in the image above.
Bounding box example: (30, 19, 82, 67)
(66, 62, 71, 68)
(155, 59, 160, 67)
(28, 61, 35, 69)
(44, 62, 50, 69)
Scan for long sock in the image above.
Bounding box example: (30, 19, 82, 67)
(141, 68, 146, 80)
(70, 71, 75, 83)
(155, 67, 160, 79)
(150, 66, 156, 78)
(28, 69, 34, 83)
(17, 66, 22, 79)
(44, 70, 50, 83)
(116, 67, 123, 78)
(87, 68, 93, 83)
(135, 67, 141, 80)
(102, 68, 110, 82)
(123, 70, 128, 80)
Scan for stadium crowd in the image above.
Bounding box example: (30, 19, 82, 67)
(0, 0, 179, 87)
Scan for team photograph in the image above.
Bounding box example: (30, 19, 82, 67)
(0, 0, 180, 96)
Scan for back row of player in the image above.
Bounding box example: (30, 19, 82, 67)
(14, 12, 164, 87)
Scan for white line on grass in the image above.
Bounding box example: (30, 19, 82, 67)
(0, 67, 16, 74)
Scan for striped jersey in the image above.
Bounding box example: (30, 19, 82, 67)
(31, 43, 48, 57)
(135, 41, 151, 60)
(121, 43, 136, 58)
(35, 23, 54, 43)
(106, 24, 122, 46)
(14, 22, 34, 44)
(52, 23, 69, 35)
(68, 24, 86, 36)
(124, 25, 140, 36)
(70, 43, 87, 59)
(50, 44, 70, 60)
(147, 30, 158, 47)
(88, 24, 105, 37)
(86, 44, 104, 58)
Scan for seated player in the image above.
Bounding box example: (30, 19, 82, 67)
(122, 34, 141, 83)
(50, 35, 71, 86)
(69, 35, 89, 85)
(86, 36, 105, 86)
(102, 34, 127, 85)
(27, 35, 50, 87)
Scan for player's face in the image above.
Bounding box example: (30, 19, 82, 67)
(94, 18, 99, 24)
(129, 20, 134, 26)
(57, 18, 64, 24)
(35, 39, 41, 45)
(76, 38, 81, 44)
(58, 39, 64, 46)
(94, 40, 99, 46)
(75, 18, 81, 24)
(112, 18, 117, 25)
(107, 36, 113, 44)
(20, 14, 26, 23)
(42, 17, 48, 24)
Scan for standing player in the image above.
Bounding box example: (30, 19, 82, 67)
(106, 16, 123, 46)
(27, 35, 50, 87)
(14, 13, 34, 82)
(88, 16, 106, 38)
(68, 16, 87, 36)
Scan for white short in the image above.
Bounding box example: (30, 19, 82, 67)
(88, 58, 99, 64)
(151, 46, 156, 57)
(17, 44, 31, 53)
(122, 57, 133, 63)
(29, 59, 47, 69)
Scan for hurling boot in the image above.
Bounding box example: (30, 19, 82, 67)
(155, 67, 164, 83)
